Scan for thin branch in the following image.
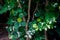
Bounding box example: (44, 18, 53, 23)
(17, 0, 26, 22)
(26, 0, 31, 40)
(17, 0, 22, 8)
(27, 0, 31, 22)
(45, 30, 48, 40)
(45, 0, 48, 7)
(26, 0, 31, 31)
(45, 0, 48, 40)
(45, 0, 48, 11)
(32, 2, 38, 20)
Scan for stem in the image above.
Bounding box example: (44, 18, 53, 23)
(27, 0, 31, 22)
(17, 0, 22, 8)
(45, 0, 48, 7)
(32, 2, 38, 20)
(45, 0, 48, 40)
(44, 30, 48, 40)
(26, 0, 31, 33)
(17, 0, 26, 22)
(45, 0, 48, 11)
(26, 0, 31, 40)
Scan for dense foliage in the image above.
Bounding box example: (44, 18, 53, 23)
(0, 0, 60, 40)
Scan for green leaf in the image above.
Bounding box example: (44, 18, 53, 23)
(14, 22, 19, 30)
(23, 12, 27, 16)
(0, 6, 8, 14)
(9, 32, 18, 40)
(19, 13, 24, 18)
(34, 12, 40, 17)
(17, 8, 23, 13)
(7, 19, 13, 25)
(13, 11, 18, 16)
(0, 4, 2, 10)
(21, 21, 26, 26)
(38, 23, 43, 31)
(7, 3, 14, 10)
(18, 27, 25, 32)
(19, 38, 25, 40)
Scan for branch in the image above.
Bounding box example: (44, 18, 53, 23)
(45, 0, 48, 40)
(45, 0, 48, 11)
(26, 0, 31, 40)
(26, 0, 31, 31)
(45, 30, 48, 40)
(17, 0, 22, 8)
(32, 2, 38, 20)
(27, 0, 31, 22)
(17, 0, 26, 22)
(45, 0, 48, 7)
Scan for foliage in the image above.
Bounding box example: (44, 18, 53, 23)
(0, 0, 60, 40)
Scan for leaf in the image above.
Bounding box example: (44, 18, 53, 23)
(38, 23, 43, 31)
(14, 11, 18, 16)
(0, 6, 8, 14)
(17, 8, 23, 13)
(0, 4, 2, 10)
(45, 12, 55, 22)
(21, 21, 26, 26)
(14, 22, 19, 30)
(7, 3, 14, 10)
(34, 12, 40, 17)
(9, 33, 17, 40)
(37, 18, 41, 22)
(23, 12, 27, 16)
(17, 17, 22, 23)
(19, 38, 25, 40)
(7, 18, 13, 25)
(18, 27, 25, 32)
(19, 13, 24, 18)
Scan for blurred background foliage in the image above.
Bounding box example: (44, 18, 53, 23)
(0, 0, 60, 40)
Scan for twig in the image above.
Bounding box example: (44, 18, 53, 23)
(17, 0, 26, 22)
(45, 0, 48, 11)
(45, 0, 48, 7)
(27, 0, 31, 23)
(45, 0, 48, 40)
(26, 0, 31, 32)
(44, 30, 48, 40)
(32, 2, 38, 20)
(26, 0, 31, 40)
